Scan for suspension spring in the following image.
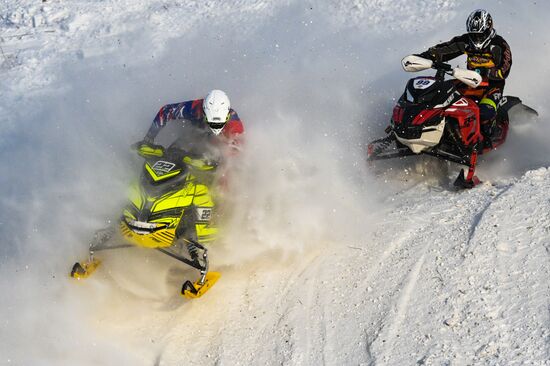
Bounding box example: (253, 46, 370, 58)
(187, 241, 200, 260)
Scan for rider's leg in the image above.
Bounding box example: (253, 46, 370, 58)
(479, 88, 503, 147)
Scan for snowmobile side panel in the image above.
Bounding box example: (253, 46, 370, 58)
(151, 193, 193, 213)
(395, 117, 446, 153)
(443, 97, 482, 147)
(195, 223, 218, 243)
(191, 183, 218, 243)
(128, 182, 145, 211)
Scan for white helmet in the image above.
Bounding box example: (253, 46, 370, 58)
(203, 90, 231, 135)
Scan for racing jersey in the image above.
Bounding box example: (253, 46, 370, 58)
(145, 99, 244, 145)
(421, 33, 512, 87)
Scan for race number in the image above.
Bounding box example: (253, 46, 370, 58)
(413, 78, 436, 90)
(196, 207, 213, 222)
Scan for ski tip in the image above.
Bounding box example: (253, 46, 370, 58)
(70, 260, 100, 279)
(453, 169, 481, 190)
(181, 272, 221, 299)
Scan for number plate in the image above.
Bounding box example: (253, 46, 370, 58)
(413, 78, 436, 90)
(196, 207, 213, 222)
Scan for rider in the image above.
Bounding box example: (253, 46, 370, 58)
(418, 9, 512, 148)
(136, 89, 244, 190)
(138, 89, 244, 153)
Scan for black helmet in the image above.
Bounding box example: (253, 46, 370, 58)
(466, 9, 495, 50)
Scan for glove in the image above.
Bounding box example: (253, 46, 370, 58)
(132, 139, 164, 158)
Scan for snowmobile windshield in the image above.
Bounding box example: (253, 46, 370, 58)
(167, 121, 224, 163)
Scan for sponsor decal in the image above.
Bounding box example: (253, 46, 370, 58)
(438, 93, 457, 108)
(152, 161, 176, 175)
(452, 98, 469, 107)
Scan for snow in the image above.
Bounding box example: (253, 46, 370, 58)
(1, 0, 549, 365)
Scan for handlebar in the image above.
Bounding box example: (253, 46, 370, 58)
(432, 61, 452, 81)
(133, 141, 218, 171)
(401, 55, 481, 88)
(431, 60, 452, 72)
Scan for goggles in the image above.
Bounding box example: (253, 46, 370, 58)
(468, 29, 493, 48)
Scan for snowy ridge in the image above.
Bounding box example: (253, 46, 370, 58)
(1, 0, 284, 93)
(1, 0, 549, 365)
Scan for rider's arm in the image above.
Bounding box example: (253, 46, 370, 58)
(144, 100, 202, 141)
(487, 37, 512, 81)
(216, 110, 244, 190)
(420, 35, 468, 62)
(222, 109, 245, 152)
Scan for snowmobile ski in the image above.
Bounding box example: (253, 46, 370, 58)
(181, 271, 221, 299)
(70, 259, 101, 279)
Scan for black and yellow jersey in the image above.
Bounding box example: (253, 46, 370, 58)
(421, 33, 512, 84)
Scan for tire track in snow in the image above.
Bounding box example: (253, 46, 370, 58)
(246, 250, 325, 365)
(354, 226, 416, 365)
(391, 250, 429, 335)
(445, 172, 550, 363)
(462, 184, 513, 259)
(300, 263, 328, 366)
(359, 184, 499, 364)
(377, 238, 430, 363)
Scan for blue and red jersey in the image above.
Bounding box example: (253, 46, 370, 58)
(145, 99, 244, 142)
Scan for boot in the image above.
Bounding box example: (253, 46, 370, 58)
(480, 118, 497, 149)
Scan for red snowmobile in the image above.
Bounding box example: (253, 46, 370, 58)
(367, 55, 538, 188)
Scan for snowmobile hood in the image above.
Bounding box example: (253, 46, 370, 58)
(145, 161, 184, 183)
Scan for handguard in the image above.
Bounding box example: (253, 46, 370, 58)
(402, 55, 433, 72)
(133, 141, 165, 158)
(452, 68, 482, 88)
(183, 156, 217, 171)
